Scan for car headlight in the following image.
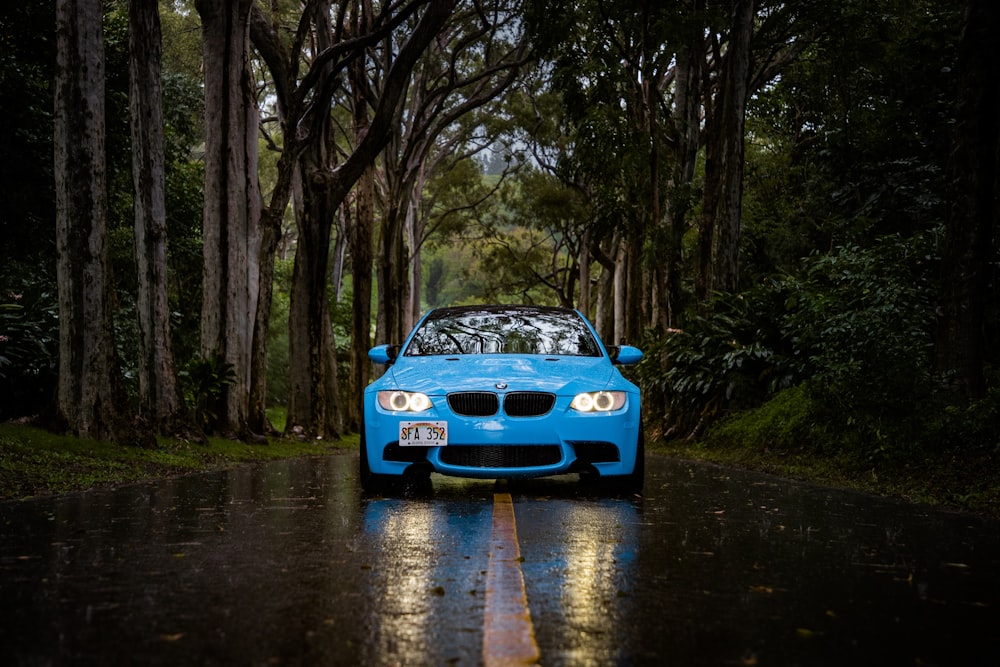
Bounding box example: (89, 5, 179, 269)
(377, 390, 433, 412)
(570, 391, 626, 412)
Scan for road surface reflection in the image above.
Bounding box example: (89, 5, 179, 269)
(0, 453, 997, 666)
(358, 488, 492, 666)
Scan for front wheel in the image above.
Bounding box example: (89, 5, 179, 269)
(580, 428, 645, 496)
(359, 429, 391, 495)
(614, 427, 645, 494)
(622, 426, 646, 495)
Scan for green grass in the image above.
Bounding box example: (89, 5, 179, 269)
(644, 384, 1000, 517)
(0, 422, 358, 501)
(649, 431, 1000, 518)
(4, 414, 997, 517)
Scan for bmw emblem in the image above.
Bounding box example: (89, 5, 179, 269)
(495, 382, 508, 390)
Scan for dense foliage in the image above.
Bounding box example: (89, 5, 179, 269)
(0, 267, 58, 421)
(641, 235, 942, 450)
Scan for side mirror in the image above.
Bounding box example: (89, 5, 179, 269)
(368, 344, 400, 365)
(610, 344, 643, 365)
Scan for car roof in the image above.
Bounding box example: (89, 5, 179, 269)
(422, 304, 579, 320)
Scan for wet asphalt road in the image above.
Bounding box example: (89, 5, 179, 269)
(1, 452, 998, 666)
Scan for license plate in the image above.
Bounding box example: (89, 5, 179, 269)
(399, 421, 448, 447)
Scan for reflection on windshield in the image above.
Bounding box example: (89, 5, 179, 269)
(405, 308, 601, 357)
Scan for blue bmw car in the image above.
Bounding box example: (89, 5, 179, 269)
(361, 305, 644, 493)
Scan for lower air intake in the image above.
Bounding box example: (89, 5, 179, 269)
(440, 445, 561, 469)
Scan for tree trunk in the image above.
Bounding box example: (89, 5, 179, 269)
(408, 174, 426, 332)
(129, 0, 185, 434)
(697, 96, 720, 304)
(248, 208, 281, 436)
(376, 87, 410, 348)
(377, 200, 409, 346)
(287, 161, 343, 438)
(697, 1, 753, 301)
(54, 0, 134, 443)
(332, 208, 348, 303)
(713, 0, 754, 294)
(286, 0, 343, 439)
(625, 235, 643, 343)
(593, 235, 616, 341)
(934, 0, 1000, 399)
(344, 0, 376, 427)
(579, 230, 592, 318)
(347, 177, 375, 428)
(613, 237, 626, 344)
(663, 1, 704, 325)
(195, 0, 262, 437)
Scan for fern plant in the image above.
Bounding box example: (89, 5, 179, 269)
(179, 354, 236, 432)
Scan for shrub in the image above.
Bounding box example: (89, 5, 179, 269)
(637, 279, 802, 436)
(0, 271, 58, 420)
(708, 384, 837, 454)
(178, 354, 236, 432)
(783, 235, 937, 459)
(929, 372, 1000, 454)
(649, 233, 939, 461)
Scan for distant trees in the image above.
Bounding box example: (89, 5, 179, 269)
(32, 0, 533, 441)
(697, 0, 753, 299)
(518, 0, 998, 452)
(524, 0, 818, 340)
(374, 0, 530, 346)
(249, 0, 458, 438)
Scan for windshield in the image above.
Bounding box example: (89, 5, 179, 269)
(404, 307, 602, 357)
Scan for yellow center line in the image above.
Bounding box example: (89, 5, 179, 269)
(483, 492, 540, 667)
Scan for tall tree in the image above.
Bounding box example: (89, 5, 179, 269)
(346, 0, 377, 432)
(934, 0, 1000, 399)
(527, 0, 691, 340)
(129, 0, 185, 432)
(287, 0, 455, 437)
(375, 0, 530, 346)
(195, 0, 263, 437)
(659, 0, 704, 327)
(697, 0, 754, 298)
(250, 0, 456, 437)
(286, 0, 344, 439)
(53, 0, 133, 442)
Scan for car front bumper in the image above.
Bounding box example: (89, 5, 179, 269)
(363, 394, 642, 479)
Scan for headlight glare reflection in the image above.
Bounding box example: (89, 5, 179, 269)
(377, 390, 432, 412)
(571, 391, 626, 412)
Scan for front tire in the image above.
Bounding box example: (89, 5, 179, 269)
(359, 428, 390, 495)
(579, 428, 645, 496)
(618, 427, 645, 494)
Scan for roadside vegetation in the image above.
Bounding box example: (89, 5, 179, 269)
(2, 417, 996, 517)
(0, 415, 357, 502)
(630, 236, 1000, 517)
(653, 428, 1000, 519)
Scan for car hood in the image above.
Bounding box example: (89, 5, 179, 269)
(382, 355, 618, 395)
